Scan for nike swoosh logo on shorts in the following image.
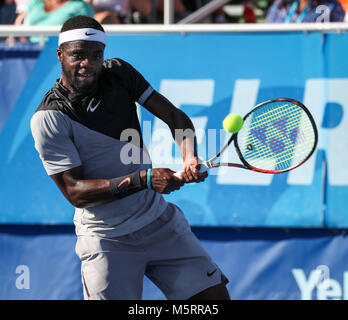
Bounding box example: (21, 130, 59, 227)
(207, 269, 217, 277)
(89, 100, 101, 112)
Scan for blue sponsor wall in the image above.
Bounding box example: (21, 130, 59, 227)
(1, 225, 348, 300)
(0, 31, 348, 299)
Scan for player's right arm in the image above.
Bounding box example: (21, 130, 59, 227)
(49, 166, 182, 208)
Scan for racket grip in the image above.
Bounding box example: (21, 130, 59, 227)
(173, 162, 209, 179)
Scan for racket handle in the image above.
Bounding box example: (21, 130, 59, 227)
(173, 162, 209, 179)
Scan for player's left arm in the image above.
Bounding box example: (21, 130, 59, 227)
(143, 91, 207, 183)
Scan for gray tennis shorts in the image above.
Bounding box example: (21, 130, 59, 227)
(75, 203, 229, 300)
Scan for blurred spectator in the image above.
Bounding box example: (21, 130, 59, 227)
(156, 0, 189, 22)
(12, 0, 30, 29)
(15, 0, 30, 15)
(155, 0, 227, 23)
(337, 0, 348, 21)
(338, 0, 348, 11)
(86, 0, 152, 24)
(0, 0, 16, 24)
(23, 0, 94, 25)
(13, 0, 93, 42)
(211, 5, 228, 23)
(266, 0, 345, 22)
(243, 0, 257, 22)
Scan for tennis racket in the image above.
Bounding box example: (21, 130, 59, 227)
(174, 98, 318, 177)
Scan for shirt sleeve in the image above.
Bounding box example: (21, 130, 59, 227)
(30, 110, 82, 176)
(105, 58, 155, 105)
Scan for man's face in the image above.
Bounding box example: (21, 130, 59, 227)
(57, 40, 105, 93)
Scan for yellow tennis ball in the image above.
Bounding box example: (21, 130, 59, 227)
(223, 113, 244, 133)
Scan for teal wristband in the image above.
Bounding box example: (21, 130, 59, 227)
(147, 169, 152, 190)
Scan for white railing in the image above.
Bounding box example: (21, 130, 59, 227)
(0, 23, 348, 37)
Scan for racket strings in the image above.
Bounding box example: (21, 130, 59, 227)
(246, 106, 310, 165)
(237, 101, 316, 171)
(254, 108, 313, 169)
(251, 120, 314, 169)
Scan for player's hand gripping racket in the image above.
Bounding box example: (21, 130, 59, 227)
(174, 98, 318, 177)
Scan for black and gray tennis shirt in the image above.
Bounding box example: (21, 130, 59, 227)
(31, 58, 168, 237)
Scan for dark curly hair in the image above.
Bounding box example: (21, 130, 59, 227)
(60, 15, 105, 33)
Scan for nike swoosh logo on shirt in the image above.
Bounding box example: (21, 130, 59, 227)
(207, 269, 217, 277)
(89, 100, 101, 112)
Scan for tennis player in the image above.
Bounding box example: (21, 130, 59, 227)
(30, 15, 229, 300)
